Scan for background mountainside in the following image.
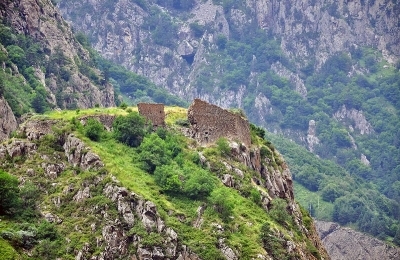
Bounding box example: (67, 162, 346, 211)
(56, 0, 400, 248)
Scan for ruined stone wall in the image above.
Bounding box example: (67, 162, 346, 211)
(137, 103, 165, 128)
(187, 99, 251, 147)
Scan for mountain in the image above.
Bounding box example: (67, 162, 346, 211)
(56, 0, 400, 248)
(0, 102, 329, 259)
(0, 0, 116, 112)
(1, 0, 400, 258)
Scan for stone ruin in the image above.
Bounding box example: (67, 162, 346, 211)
(187, 99, 251, 147)
(137, 103, 165, 128)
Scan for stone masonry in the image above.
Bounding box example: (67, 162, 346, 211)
(138, 103, 165, 128)
(187, 99, 251, 147)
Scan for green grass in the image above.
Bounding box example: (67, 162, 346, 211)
(40, 106, 137, 121)
(87, 137, 271, 257)
(0, 238, 19, 260)
(294, 182, 333, 221)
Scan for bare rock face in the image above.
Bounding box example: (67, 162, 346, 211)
(63, 134, 104, 170)
(271, 62, 308, 98)
(103, 183, 200, 260)
(246, 0, 399, 67)
(0, 140, 37, 160)
(21, 119, 58, 141)
(307, 120, 320, 152)
(0, 97, 18, 142)
(334, 105, 374, 135)
(316, 221, 400, 260)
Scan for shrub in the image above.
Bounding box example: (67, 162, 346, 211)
(183, 167, 217, 199)
(137, 133, 170, 173)
(154, 163, 183, 193)
(250, 188, 261, 205)
(175, 118, 190, 127)
(119, 102, 128, 110)
(209, 187, 234, 221)
(269, 198, 293, 227)
(84, 118, 104, 141)
(0, 170, 20, 215)
(113, 112, 146, 147)
(216, 137, 230, 156)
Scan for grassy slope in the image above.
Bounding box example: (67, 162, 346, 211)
(1, 106, 323, 259)
(43, 106, 273, 258)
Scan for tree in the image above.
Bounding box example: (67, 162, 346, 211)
(154, 163, 183, 193)
(394, 227, 400, 246)
(84, 118, 104, 141)
(183, 166, 216, 199)
(209, 187, 234, 221)
(6, 45, 26, 68)
(138, 133, 170, 173)
(321, 183, 343, 202)
(216, 137, 230, 156)
(113, 112, 146, 147)
(31, 87, 49, 113)
(0, 170, 20, 215)
(216, 34, 227, 49)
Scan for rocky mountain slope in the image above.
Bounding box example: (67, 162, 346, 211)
(0, 0, 115, 111)
(57, 0, 399, 106)
(0, 104, 329, 259)
(0, 96, 17, 141)
(316, 221, 400, 260)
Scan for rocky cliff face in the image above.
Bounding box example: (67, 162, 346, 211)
(57, 0, 399, 103)
(316, 221, 400, 260)
(0, 0, 115, 109)
(0, 96, 17, 142)
(246, 0, 399, 67)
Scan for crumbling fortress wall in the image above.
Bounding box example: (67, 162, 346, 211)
(187, 99, 251, 147)
(138, 103, 165, 128)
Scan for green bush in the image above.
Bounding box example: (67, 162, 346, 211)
(216, 137, 230, 156)
(154, 163, 183, 193)
(138, 133, 170, 173)
(269, 198, 293, 227)
(208, 187, 234, 221)
(0, 170, 20, 215)
(260, 223, 289, 259)
(84, 118, 104, 141)
(183, 166, 217, 199)
(113, 112, 146, 147)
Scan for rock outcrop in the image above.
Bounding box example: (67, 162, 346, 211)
(307, 120, 320, 152)
(333, 105, 374, 135)
(316, 221, 400, 260)
(63, 134, 104, 170)
(0, 97, 18, 142)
